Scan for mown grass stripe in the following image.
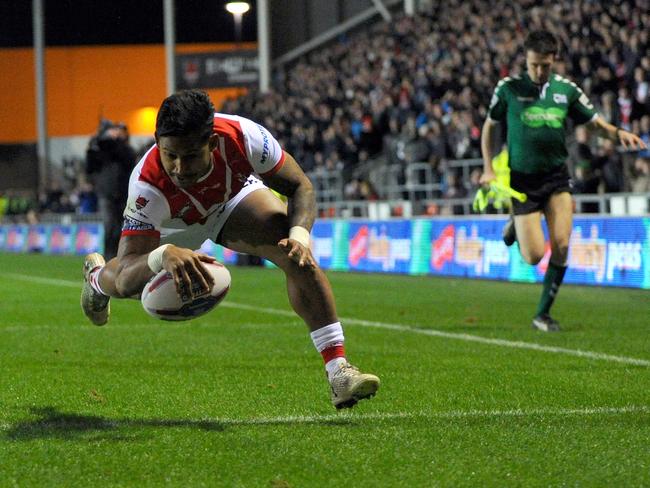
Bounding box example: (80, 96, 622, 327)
(4, 272, 649, 367)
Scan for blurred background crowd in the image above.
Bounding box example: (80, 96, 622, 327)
(2, 0, 649, 230)
(225, 0, 650, 198)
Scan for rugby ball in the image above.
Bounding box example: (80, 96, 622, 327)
(141, 262, 231, 321)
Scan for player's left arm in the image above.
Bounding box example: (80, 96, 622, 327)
(263, 151, 317, 268)
(587, 116, 648, 151)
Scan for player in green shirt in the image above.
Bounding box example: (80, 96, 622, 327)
(480, 30, 646, 332)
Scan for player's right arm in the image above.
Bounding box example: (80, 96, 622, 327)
(114, 235, 214, 299)
(480, 80, 508, 185)
(114, 174, 214, 298)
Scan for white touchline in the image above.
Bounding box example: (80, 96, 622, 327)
(218, 302, 650, 367)
(2, 272, 650, 367)
(213, 405, 650, 426)
(0, 405, 648, 431)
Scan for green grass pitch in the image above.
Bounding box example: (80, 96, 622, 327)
(0, 253, 648, 487)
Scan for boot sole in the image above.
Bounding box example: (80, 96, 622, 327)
(334, 377, 380, 410)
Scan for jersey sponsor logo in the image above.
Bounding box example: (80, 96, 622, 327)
(256, 124, 270, 165)
(553, 93, 568, 104)
(135, 195, 149, 210)
(122, 215, 155, 232)
(517, 96, 536, 102)
(521, 107, 566, 128)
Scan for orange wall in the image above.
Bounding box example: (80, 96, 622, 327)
(0, 43, 254, 143)
(0, 48, 38, 143)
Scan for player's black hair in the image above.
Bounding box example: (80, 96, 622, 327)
(524, 30, 559, 56)
(155, 89, 215, 141)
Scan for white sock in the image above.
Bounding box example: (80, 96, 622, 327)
(311, 322, 347, 379)
(310, 322, 345, 352)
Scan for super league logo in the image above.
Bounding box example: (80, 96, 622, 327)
(135, 195, 149, 210)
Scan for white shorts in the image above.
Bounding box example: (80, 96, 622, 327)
(159, 176, 266, 249)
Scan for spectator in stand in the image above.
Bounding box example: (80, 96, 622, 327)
(86, 120, 136, 259)
(75, 182, 99, 214)
(631, 157, 650, 193)
(57, 195, 76, 214)
(632, 67, 649, 116)
(570, 126, 600, 213)
(39, 183, 64, 214)
(595, 139, 626, 193)
(442, 169, 467, 215)
(5, 190, 35, 222)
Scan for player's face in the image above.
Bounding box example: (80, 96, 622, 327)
(526, 51, 555, 85)
(157, 133, 217, 188)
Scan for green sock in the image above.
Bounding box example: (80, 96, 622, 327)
(535, 262, 567, 317)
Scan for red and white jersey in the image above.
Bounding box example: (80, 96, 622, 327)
(122, 113, 285, 241)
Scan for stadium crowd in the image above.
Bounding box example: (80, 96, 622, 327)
(223, 0, 650, 200)
(2, 0, 649, 225)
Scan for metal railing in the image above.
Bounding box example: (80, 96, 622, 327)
(311, 158, 650, 218)
(316, 193, 650, 219)
(307, 169, 344, 203)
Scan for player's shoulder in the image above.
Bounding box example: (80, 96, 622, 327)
(551, 74, 583, 92)
(213, 112, 261, 138)
(494, 75, 522, 92)
(125, 151, 170, 225)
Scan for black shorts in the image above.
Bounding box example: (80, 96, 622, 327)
(510, 165, 572, 215)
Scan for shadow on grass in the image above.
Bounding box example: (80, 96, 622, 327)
(5, 406, 226, 441)
(4, 406, 359, 441)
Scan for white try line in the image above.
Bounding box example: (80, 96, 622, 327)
(213, 405, 650, 426)
(1, 405, 648, 432)
(2, 272, 649, 367)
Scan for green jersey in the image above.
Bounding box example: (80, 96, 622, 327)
(487, 72, 597, 174)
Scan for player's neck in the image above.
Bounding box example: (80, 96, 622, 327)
(195, 154, 215, 184)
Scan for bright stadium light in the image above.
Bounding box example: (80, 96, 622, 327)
(225, 2, 250, 42)
(225, 2, 250, 15)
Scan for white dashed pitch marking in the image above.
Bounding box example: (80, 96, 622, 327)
(0, 405, 648, 432)
(2, 272, 649, 367)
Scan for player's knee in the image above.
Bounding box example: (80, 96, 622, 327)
(114, 272, 141, 298)
(522, 248, 545, 265)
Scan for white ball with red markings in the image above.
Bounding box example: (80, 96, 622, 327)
(141, 261, 231, 321)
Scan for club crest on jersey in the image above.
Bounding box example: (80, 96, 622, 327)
(135, 195, 149, 210)
(553, 93, 568, 104)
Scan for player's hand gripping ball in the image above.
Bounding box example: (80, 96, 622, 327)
(141, 262, 231, 321)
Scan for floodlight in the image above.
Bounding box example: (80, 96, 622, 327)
(225, 2, 250, 15)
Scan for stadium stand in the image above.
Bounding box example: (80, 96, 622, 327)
(1, 0, 649, 223)
(222, 0, 649, 216)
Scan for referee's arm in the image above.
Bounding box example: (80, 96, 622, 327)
(587, 117, 647, 151)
